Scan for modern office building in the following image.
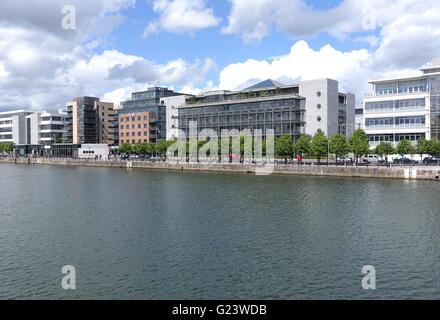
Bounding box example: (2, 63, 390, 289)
(117, 87, 184, 144)
(176, 79, 354, 142)
(298, 78, 355, 138)
(26, 110, 67, 150)
(363, 58, 440, 148)
(65, 97, 117, 145)
(160, 95, 190, 140)
(0, 110, 31, 144)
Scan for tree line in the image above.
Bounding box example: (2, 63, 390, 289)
(0, 142, 14, 153)
(117, 129, 440, 161)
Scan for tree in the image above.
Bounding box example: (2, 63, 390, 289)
(275, 134, 294, 160)
(429, 139, 440, 157)
(293, 135, 311, 162)
(415, 137, 430, 161)
(330, 134, 349, 160)
(348, 129, 370, 164)
(374, 142, 395, 161)
(2, 142, 14, 153)
(117, 142, 131, 154)
(396, 139, 415, 156)
(54, 133, 62, 144)
(311, 129, 328, 165)
(132, 143, 143, 155)
(155, 139, 168, 156)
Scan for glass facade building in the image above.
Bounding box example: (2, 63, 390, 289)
(362, 60, 440, 148)
(117, 87, 183, 142)
(177, 86, 306, 142)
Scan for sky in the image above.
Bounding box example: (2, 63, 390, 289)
(1, 0, 440, 112)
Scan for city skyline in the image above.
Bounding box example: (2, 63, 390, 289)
(2, 0, 440, 112)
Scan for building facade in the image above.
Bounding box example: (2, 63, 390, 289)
(0, 110, 30, 145)
(177, 81, 307, 142)
(363, 59, 440, 148)
(299, 78, 355, 138)
(26, 110, 67, 150)
(117, 87, 184, 144)
(65, 97, 117, 145)
(160, 95, 190, 140)
(176, 79, 354, 142)
(119, 112, 154, 144)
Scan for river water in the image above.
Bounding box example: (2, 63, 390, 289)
(1, 163, 440, 299)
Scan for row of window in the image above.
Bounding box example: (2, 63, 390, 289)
(375, 81, 427, 95)
(365, 116, 426, 128)
(121, 124, 148, 129)
(368, 133, 426, 143)
(120, 132, 149, 137)
(120, 115, 149, 122)
(179, 111, 303, 126)
(179, 99, 301, 116)
(365, 98, 426, 113)
(120, 139, 149, 144)
(0, 120, 12, 125)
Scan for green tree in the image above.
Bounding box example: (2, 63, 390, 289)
(117, 142, 131, 154)
(3, 142, 14, 153)
(374, 142, 395, 161)
(0, 143, 4, 153)
(275, 134, 294, 160)
(311, 129, 328, 165)
(429, 139, 440, 157)
(348, 129, 370, 164)
(293, 135, 311, 162)
(54, 133, 62, 144)
(396, 139, 415, 156)
(132, 143, 143, 155)
(415, 137, 430, 161)
(155, 139, 168, 156)
(329, 134, 349, 160)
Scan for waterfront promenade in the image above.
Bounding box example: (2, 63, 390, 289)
(1, 157, 440, 181)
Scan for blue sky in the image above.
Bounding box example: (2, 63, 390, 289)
(0, 0, 439, 110)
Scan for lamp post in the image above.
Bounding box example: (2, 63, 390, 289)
(327, 138, 330, 167)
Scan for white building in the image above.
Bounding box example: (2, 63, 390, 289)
(363, 59, 440, 149)
(299, 78, 355, 137)
(26, 110, 67, 150)
(78, 144, 109, 159)
(0, 110, 31, 144)
(160, 94, 189, 140)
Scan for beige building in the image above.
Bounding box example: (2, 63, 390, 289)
(65, 97, 117, 145)
(119, 112, 154, 145)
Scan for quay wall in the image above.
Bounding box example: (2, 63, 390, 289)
(1, 158, 440, 181)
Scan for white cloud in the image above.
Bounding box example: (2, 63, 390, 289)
(0, 0, 216, 111)
(143, 0, 221, 37)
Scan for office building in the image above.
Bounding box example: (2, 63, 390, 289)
(118, 87, 184, 144)
(0, 110, 31, 144)
(176, 79, 354, 142)
(160, 95, 190, 140)
(65, 97, 117, 145)
(26, 110, 67, 150)
(363, 58, 440, 148)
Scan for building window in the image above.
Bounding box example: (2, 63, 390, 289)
(317, 116, 322, 122)
(317, 104, 321, 109)
(132, 117, 135, 121)
(132, 125, 135, 129)
(144, 124, 147, 128)
(137, 116, 141, 121)
(138, 124, 141, 128)
(132, 132, 135, 136)
(144, 132, 147, 136)
(121, 133, 124, 137)
(120, 125, 124, 129)
(121, 118, 124, 122)
(144, 116, 147, 120)
(317, 91, 321, 97)
(138, 132, 141, 136)
(126, 117, 129, 122)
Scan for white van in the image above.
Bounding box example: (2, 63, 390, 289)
(362, 154, 380, 163)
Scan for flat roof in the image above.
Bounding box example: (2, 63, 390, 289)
(368, 72, 440, 84)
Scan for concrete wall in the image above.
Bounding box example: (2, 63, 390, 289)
(2, 158, 440, 181)
(161, 95, 187, 140)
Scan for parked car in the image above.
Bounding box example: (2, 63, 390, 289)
(362, 154, 380, 163)
(423, 157, 439, 165)
(336, 156, 353, 164)
(393, 158, 418, 165)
